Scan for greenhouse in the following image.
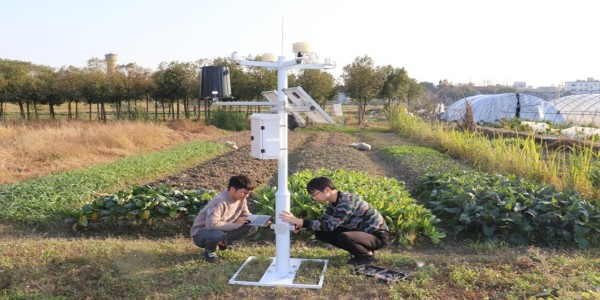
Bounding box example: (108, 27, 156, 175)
(440, 93, 566, 124)
(549, 94, 600, 127)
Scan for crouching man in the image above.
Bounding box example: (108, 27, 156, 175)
(191, 175, 258, 262)
(279, 176, 389, 265)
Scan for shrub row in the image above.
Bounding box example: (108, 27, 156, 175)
(415, 170, 600, 248)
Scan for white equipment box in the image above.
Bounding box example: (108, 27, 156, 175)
(250, 114, 280, 159)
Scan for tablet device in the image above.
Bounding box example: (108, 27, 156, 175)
(247, 214, 271, 226)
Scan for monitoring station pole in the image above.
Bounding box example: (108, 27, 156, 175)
(228, 43, 334, 288)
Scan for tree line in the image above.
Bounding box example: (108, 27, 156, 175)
(0, 55, 515, 124)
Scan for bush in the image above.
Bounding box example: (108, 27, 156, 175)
(209, 108, 249, 131)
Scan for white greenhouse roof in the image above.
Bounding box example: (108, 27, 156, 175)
(549, 94, 600, 127)
(440, 93, 566, 124)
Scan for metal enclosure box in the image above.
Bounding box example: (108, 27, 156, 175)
(251, 114, 280, 159)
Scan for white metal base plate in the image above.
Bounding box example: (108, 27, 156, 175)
(229, 256, 328, 289)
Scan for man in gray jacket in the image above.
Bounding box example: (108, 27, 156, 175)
(191, 175, 258, 262)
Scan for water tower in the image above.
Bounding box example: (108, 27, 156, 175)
(105, 53, 118, 75)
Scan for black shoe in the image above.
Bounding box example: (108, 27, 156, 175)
(218, 242, 235, 251)
(347, 253, 377, 266)
(203, 251, 218, 263)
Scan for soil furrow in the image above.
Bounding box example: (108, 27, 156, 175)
(148, 130, 420, 192)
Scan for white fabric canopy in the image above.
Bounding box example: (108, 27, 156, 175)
(440, 93, 566, 124)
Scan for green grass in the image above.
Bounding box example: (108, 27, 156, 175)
(296, 123, 361, 134)
(298, 123, 392, 134)
(1, 235, 599, 299)
(0, 141, 226, 224)
(381, 145, 469, 175)
(294, 260, 327, 285)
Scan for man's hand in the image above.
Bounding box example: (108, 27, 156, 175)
(279, 211, 302, 227)
(234, 216, 249, 226)
(292, 224, 301, 234)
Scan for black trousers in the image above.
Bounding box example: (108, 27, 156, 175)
(314, 227, 388, 257)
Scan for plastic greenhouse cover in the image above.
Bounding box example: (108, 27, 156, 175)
(440, 93, 566, 124)
(549, 94, 600, 127)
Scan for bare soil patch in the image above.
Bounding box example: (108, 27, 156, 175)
(147, 130, 418, 191)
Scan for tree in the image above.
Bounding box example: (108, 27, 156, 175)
(107, 71, 127, 119)
(118, 63, 153, 119)
(435, 80, 479, 105)
(405, 78, 425, 111)
(55, 66, 85, 119)
(342, 55, 385, 124)
(81, 68, 109, 121)
(81, 58, 112, 121)
(243, 64, 277, 101)
(22, 72, 42, 119)
(0, 59, 44, 119)
(379, 66, 410, 108)
(39, 70, 67, 119)
(86, 57, 107, 73)
(419, 81, 437, 94)
(152, 61, 198, 120)
(296, 69, 335, 107)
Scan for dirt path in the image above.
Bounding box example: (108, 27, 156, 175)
(148, 130, 419, 191)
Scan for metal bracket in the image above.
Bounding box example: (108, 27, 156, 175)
(270, 223, 294, 234)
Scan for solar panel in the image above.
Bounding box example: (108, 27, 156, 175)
(262, 87, 334, 124)
(261, 90, 307, 126)
(283, 87, 334, 124)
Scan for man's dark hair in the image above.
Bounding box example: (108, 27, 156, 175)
(306, 177, 336, 193)
(228, 175, 254, 190)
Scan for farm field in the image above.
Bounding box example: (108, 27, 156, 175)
(0, 119, 229, 185)
(1, 114, 599, 299)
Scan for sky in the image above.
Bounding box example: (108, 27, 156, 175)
(2, 0, 599, 88)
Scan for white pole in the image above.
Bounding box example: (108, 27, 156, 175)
(236, 52, 329, 276)
(274, 55, 291, 273)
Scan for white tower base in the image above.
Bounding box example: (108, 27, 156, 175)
(229, 256, 328, 289)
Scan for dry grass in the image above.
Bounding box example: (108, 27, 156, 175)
(0, 119, 227, 185)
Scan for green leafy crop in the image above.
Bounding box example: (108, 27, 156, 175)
(253, 168, 446, 246)
(67, 185, 217, 229)
(415, 170, 600, 248)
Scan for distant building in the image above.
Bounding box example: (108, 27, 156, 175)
(564, 77, 600, 93)
(511, 81, 560, 100)
(513, 81, 527, 90)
